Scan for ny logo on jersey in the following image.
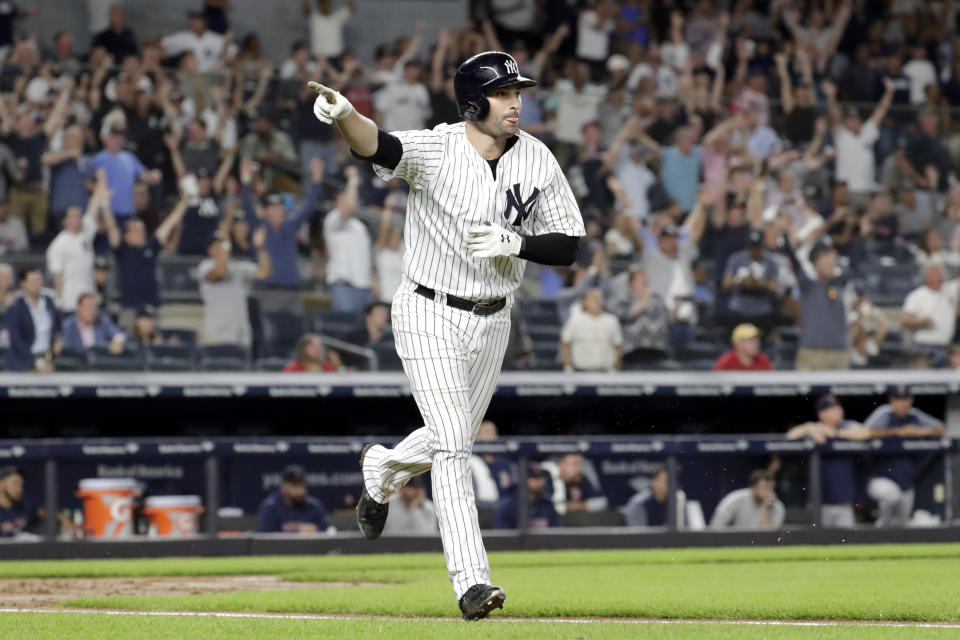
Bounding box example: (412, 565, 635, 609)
(504, 59, 519, 76)
(503, 183, 541, 227)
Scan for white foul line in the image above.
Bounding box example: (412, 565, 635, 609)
(1, 608, 960, 629)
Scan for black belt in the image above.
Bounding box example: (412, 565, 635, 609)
(414, 284, 506, 316)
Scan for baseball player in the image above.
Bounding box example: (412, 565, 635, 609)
(309, 51, 584, 620)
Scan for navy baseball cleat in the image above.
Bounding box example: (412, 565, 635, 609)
(356, 444, 388, 540)
(458, 584, 506, 620)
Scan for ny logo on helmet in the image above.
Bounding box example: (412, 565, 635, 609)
(503, 183, 540, 227)
(504, 59, 519, 76)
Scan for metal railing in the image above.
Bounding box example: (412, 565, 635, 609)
(2, 433, 955, 542)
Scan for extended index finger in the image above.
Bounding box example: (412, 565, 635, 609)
(306, 81, 336, 104)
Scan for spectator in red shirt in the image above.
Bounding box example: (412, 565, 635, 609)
(283, 333, 341, 372)
(713, 323, 774, 371)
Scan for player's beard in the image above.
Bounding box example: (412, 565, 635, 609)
(476, 116, 516, 140)
(477, 106, 520, 139)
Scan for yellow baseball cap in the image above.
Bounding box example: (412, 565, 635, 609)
(731, 323, 760, 344)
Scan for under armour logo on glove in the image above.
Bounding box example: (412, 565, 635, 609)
(503, 183, 540, 227)
(466, 224, 522, 259)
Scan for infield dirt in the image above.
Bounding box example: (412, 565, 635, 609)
(0, 576, 378, 609)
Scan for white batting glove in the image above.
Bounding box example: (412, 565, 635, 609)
(466, 224, 522, 259)
(307, 81, 354, 124)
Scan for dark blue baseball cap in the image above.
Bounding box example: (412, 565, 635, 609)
(281, 464, 306, 485)
(888, 384, 912, 399)
(815, 394, 840, 412)
(0, 465, 24, 480)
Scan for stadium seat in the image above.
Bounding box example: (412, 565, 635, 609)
(313, 310, 363, 338)
(532, 343, 558, 363)
(773, 343, 797, 368)
(55, 348, 88, 372)
(144, 344, 196, 372)
(526, 310, 560, 327)
(88, 347, 145, 372)
(327, 514, 357, 531)
(562, 510, 626, 527)
(527, 323, 561, 342)
(773, 326, 800, 344)
(372, 341, 403, 371)
(862, 263, 921, 307)
(685, 358, 719, 371)
(673, 341, 724, 362)
(160, 328, 198, 347)
(477, 508, 495, 530)
(198, 344, 251, 371)
(881, 329, 904, 347)
(255, 357, 290, 371)
(534, 359, 564, 371)
(622, 355, 675, 371)
(157, 256, 203, 303)
(261, 311, 306, 357)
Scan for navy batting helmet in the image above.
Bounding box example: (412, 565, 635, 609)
(454, 51, 537, 122)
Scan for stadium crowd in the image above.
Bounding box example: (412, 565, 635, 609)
(0, 0, 959, 373)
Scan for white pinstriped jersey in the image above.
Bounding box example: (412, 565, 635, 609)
(372, 122, 585, 301)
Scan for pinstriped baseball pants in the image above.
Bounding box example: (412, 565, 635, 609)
(361, 281, 511, 600)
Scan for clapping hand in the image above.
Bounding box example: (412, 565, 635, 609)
(310, 157, 326, 183)
(253, 226, 267, 249)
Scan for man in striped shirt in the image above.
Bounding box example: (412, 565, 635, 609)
(309, 50, 585, 619)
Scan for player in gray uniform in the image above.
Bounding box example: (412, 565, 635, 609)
(309, 51, 585, 619)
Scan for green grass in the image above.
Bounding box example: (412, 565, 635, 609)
(4, 544, 960, 579)
(59, 556, 960, 621)
(5, 544, 960, 639)
(1, 613, 959, 640)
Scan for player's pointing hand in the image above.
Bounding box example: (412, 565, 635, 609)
(466, 224, 522, 259)
(307, 81, 355, 124)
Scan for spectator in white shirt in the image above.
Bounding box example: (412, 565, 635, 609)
(561, 288, 623, 372)
(489, 0, 538, 48)
(710, 470, 785, 530)
(549, 60, 607, 161)
(368, 24, 425, 87)
(373, 60, 432, 132)
(45, 180, 106, 310)
(301, 0, 353, 60)
(576, 1, 617, 65)
(469, 420, 514, 509)
(375, 196, 404, 304)
(279, 40, 318, 80)
(901, 263, 959, 363)
(602, 117, 657, 222)
(902, 44, 937, 105)
(382, 475, 437, 534)
(639, 195, 709, 349)
(0, 200, 27, 254)
(823, 78, 894, 202)
(626, 47, 678, 99)
(161, 12, 233, 74)
(323, 169, 371, 313)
